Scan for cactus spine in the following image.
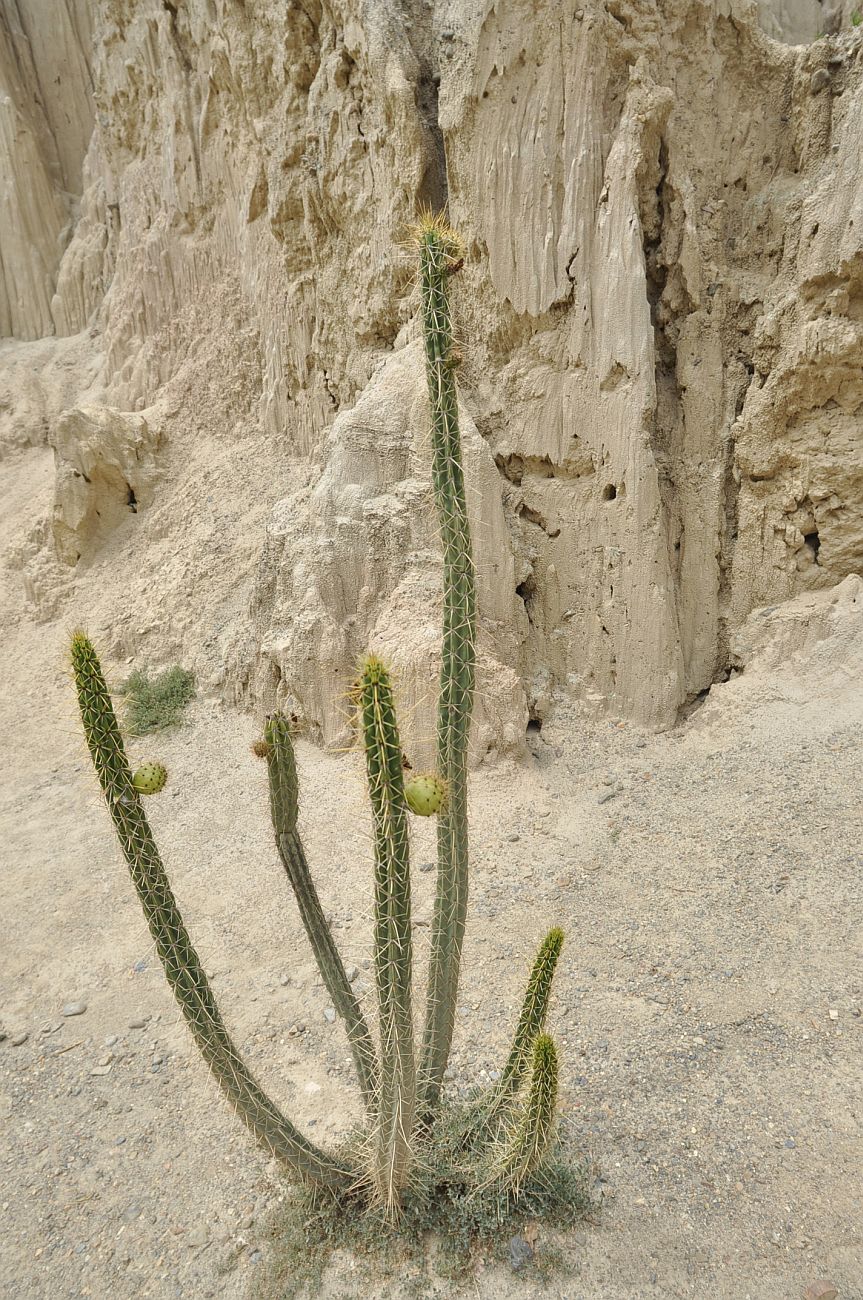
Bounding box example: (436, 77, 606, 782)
(415, 214, 477, 1117)
(359, 656, 416, 1211)
(265, 714, 378, 1113)
(70, 632, 354, 1191)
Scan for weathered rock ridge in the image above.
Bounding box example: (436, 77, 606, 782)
(2, 0, 862, 755)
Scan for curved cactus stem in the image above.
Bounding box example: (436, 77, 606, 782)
(487, 1033, 559, 1199)
(499, 928, 564, 1095)
(70, 632, 355, 1192)
(414, 213, 477, 1119)
(265, 714, 378, 1114)
(359, 656, 415, 1215)
(465, 928, 564, 1149)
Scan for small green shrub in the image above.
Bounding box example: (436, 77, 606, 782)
(120, 664, 196, 734)
(852, 10, 862, 26)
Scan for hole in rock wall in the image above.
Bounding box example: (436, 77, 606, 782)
(127, 486, 138, 513)
(803, 528, 821, 564)
(602, 483, 618, 502)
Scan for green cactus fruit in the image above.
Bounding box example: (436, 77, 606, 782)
(132, 763, 167, 795)
(404, 773, 447, 817)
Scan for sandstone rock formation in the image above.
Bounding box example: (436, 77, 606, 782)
(51, 404, 162, 564)
(1, 0, 862, 755)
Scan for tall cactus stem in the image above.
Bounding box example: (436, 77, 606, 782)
(488, 1033, 559, 1198)
(265, 714, 378, 1114)
(70, 632, 354, 1191)
(414, 213, 477, 1117)
(358, 656, 416, 1213)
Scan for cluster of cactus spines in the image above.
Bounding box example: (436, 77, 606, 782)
(414, 212, 478, 1118)
(71, 216, 570, 1224)
(487, 1033, 560, 1198)
(265, 713, 378, 1114)
(358, 656, 416, 1210)
(70, 632, 354, 1190)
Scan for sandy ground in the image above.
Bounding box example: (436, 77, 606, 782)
(1, 444, 862, 1299)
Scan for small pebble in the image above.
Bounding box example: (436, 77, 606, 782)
(509, 1234, 533, 1271)
(323, 1008, 336, 1024)
(10, 1033, 28, 1047)
(345, 966, 359, 983)
(506, 833, 520, 842)
(803, 1283, 839, 1300)
(598, 790, 618, 804)
(279, 974, 290, 986)
(128, 1018, 147, 1030)
(104, 1035, 118, 1047)
(91, 1065, 112, 1076)
(810, 68, 830, 94)
(62, 1001, 87, 1018)
(419, 860, 436, 872)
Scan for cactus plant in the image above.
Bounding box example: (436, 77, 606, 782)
(70, 214, 578, 1245)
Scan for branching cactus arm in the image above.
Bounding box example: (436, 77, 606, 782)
(498, 928, 564, 1095)
(265, 714, 378, 1113)
(70, 632, 355, 1191)
(488, 1033, 560, 1197)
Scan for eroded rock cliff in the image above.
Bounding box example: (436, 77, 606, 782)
(1, 0, 862, 755)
